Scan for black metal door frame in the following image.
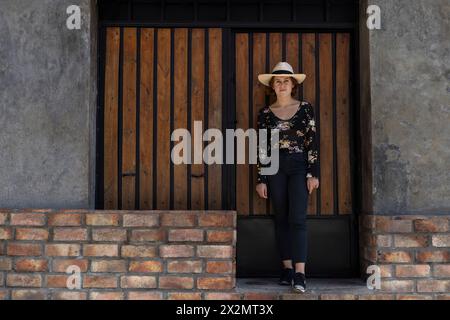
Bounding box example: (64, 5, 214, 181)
(96, 0, 361, 277)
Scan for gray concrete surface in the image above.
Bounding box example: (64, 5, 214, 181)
(0, 0, 97, 209)
(368, 0, 450, 214)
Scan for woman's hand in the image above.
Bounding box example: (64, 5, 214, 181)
(307, 177, 319, 194)
(256, 183, 268, 199)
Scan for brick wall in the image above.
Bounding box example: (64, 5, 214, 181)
(0, 209, 236, 300)
(360, 214, 450, 299)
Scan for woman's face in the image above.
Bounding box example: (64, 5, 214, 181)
(272, 76, 294, 98)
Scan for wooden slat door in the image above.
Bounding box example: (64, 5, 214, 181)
(102, 27, 223, 210)
(235, 32, 353, 217)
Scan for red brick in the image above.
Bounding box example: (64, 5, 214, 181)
(381, 280, 415, 292)
(45, 244, 80, 257)
(86, 213, 120, 226)
(10, 213, 46, 226)
(243, 293, 278, 300)
(379, 265, 394, 278)
(417, 280, 450, 293)
(394, 235, 428, 247)
(129, 261, 163, 273)
(159, 276, 194, 289)
(168, 292, 202, 300)
(432, 235, 450, 247)
(433, 264, 450, 277)
(197, 245, 233, 258)
(168, 229, 204, 242)
(167, 260, 202, 273)
(91, 260, 127, 272)
(206, 261, 233, 274)
(199, 213, 234, 227)
(83, 275, 117, 288)
(375, 217, 412, 233)
(160, 245, 195, 258)
(378, 251, 413, 263)
(161, 213, 197, 227)
(8, 243, 42, 256)
(416, 250, 450, 262)
(130, 229, 166, 242)
(15, 228, 49, 241)
(53, 228, 88, 241)
(320, 294, 357, 300)
(207, 230, 235, 243)
(7, 274, 42, 287)
(205, 293, 242, 300)
(52, 291, 87, 300)
(47, 275, 70, 288)
(121, 245, 157, 258)
(395, 265, 430, 277)
(357, 294, 395, 300)
(120, 276, 157, 289)
(0, 227, 12, 240)
(363, 248, 377, 262)
(90, 292, 124, 300)
(15, 259, 48, 272)
(52, 259, 89, 272)
(48, 213, 82, 226)
(414, 218, 449, 232)
(397, 294, 433, 300)
(92, 228, 127, 242)
(123, 214, 159, 227)
(0, 213, 8, 225)
(197, 276, 234, 290)
(128, 292, 163, 300)
(83, 244, 118, 257)
(0, 257, 12, 271)
(11, 290, 47, 300)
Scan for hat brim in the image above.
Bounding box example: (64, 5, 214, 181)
(257, 74, 306, 87)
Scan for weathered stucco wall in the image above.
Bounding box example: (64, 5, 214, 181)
(0, 0, 97, 209)
(368, 0, 450, 214)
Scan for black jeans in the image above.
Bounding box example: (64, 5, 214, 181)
(267, 151, 309, 265)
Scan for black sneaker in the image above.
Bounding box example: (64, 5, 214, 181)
(292, 272, 306, 293)
(279, 268, 294, 286)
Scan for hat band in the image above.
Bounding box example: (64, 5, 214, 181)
(272, 70, 294, 75)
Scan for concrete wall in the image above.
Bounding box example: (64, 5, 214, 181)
(0, 0, 97, 209)
(368, 0, 450, 214)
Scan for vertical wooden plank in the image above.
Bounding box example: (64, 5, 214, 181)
(173, 28, 189, 210)
(191, 28, 205, 210)
(235, 33, 249, 216)
(252, 33, 268, 215)
(286, 33, 299, 100)
(208, 28, 222, 210)
(269, 33, 282, 104)
(122, 28, 137, 210)
(302, 33, 317, 216)
(336, 33, 352, 215)
(157, 28, 171, 209)
(139, 28, 154, 210)
(104, 27, 120, 209)
(319, 33, 334, 215)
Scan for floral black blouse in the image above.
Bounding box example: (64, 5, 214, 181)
(256, 101, 319, 184)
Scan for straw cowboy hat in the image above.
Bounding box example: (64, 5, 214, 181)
(257, 61, 306, 87)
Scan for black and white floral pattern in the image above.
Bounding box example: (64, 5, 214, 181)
(256, 101, 319, 184)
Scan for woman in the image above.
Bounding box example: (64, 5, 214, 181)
(255, 62, 319, 293)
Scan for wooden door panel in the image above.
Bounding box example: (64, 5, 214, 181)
(102, 27, 223, 210)
(234, 32, 353, 217)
